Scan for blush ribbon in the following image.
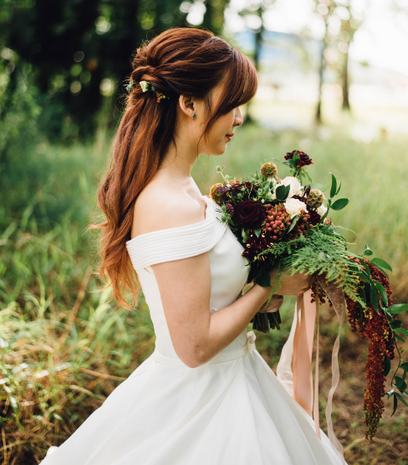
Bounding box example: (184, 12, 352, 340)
(277, 279, 346, 463)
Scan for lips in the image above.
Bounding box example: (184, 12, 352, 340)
(225, 133, 234, 142)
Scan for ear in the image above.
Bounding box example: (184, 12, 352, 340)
(178, 94, 196, 118)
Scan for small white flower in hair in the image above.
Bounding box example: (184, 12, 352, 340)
(139, 81, 150, 93)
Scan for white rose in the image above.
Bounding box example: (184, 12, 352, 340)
(284, 198, 308, 219)
(317, 204, 327, 217)
(280, 176, 302, 198)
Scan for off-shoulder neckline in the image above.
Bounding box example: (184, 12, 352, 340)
(126, 195, 214, 245)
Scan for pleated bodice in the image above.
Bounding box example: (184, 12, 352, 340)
(125, 196, 250, 361)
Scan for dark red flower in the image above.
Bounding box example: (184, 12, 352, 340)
(285, 150, 314, 170)
(234, 199, 265, 229)
(226, 203, 234, 215)
(230, 181, 259, 199)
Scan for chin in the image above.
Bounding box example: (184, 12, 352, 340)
(214, 145, 228, 156)
(202, 142, 228, 157)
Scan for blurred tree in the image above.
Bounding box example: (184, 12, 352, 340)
(202, 0, 229, 36)
(337, 4, 363, 111)
(312, 0, 365, 123)
(0, 0, 195, 142)
(313, 0, 334, 124)
(237, 0, 275, 123)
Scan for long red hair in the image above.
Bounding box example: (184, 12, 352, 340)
(91, 27, 258, 309)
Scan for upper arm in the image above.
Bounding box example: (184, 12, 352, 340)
(152, 252, 211, 368)
(135, 191, 211, 368)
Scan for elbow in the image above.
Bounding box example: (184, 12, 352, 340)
(178, 347, 207, 369)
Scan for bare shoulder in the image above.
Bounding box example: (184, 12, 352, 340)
(131, 183, 206, 239)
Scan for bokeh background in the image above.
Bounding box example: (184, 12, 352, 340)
(1, 0, 408, 463)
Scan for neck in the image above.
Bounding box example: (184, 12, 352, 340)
(157, 137, 198, 181)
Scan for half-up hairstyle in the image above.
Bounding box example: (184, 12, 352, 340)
(91, 27, 258, 309)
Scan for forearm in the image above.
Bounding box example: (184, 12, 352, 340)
(197, 284, 270, 365)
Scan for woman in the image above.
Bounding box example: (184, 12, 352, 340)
(42, 27, 345, 464)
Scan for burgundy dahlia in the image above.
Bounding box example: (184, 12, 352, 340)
(285, 150, 314, 170)
(234, 199, 265, 229)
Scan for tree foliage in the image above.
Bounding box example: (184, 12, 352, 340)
(0, 0, 229, 141)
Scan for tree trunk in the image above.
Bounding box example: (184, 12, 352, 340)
(315, 39, 325, 124)
(202, 0, 213, 32)
(342, 49, 350, 110)
(245, 24, 263, 124)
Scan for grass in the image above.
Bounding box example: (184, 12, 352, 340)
(1, 123, 408, 463)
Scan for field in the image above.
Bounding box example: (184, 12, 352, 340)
(1, 123, 407, 464)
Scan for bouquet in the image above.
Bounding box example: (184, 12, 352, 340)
(209, 150, 408, 440)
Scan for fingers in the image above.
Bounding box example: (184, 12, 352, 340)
(259, 294, 284, 313)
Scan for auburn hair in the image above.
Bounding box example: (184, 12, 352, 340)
(90, 27, 258, 309)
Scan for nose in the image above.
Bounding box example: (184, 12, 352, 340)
(234, 107, 243, 127)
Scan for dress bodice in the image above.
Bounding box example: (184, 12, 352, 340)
(126, 196, 250, 361)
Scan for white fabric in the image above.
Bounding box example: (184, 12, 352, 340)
(41, 196, 345, 465)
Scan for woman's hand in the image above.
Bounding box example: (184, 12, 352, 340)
(268, 268, 314, 296)
(258, 294, 284, 313)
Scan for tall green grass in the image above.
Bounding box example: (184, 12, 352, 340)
(1, 125, 407, 463)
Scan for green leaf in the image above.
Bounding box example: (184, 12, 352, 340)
(362, 244, 373, 256)
(256, 272, 271, 288)
(360, 259, 371, 276)
(371, 258, 393, 272)
(395, 328, 408, 337)
(384, 357, 391, 376)
(374, 281, 389, 306)
(395, 393, 408, 408)
(254, 228, 261, 238)
(401, 362, 408, 373)
(330, 173, 337, 198)
(357, 272, 371, 284)
(395, 376, 407, 392)
(276, 184, 290, 201)
(332, 228, 346, 241)
(387, 388, 394, 400)
(371, 263, 389, 279)
(395, 333, 406, 342)
(293, 150, 300, 166)
(358, 286, 367, 304)
(391, 320, 403, 329)
(369, 284, 379, 313)
(388, 304, 408, 314)
(283, 160, 294, 169)
(335, 181, 342, 196)
(392, 394, 398, 416)
(330, 198, 350, 211)
(287, 215, 300, 234)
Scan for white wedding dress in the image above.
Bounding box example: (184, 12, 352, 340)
(41, 195, 345, 465)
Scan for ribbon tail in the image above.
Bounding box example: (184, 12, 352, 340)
(293, 291, 316, 418)
(276, 305, 297, 397)
(313, 301, 321, 439)
(317, 276, 346, 463)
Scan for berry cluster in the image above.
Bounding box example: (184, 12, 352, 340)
(262, 204, 291, 241)
(345, 259, 395, 440)
(287, 213, 312, 240)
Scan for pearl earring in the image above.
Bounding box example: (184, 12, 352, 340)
(192, 113, 196, 119)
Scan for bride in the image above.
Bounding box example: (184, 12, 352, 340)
(42, 27, 346, 464)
